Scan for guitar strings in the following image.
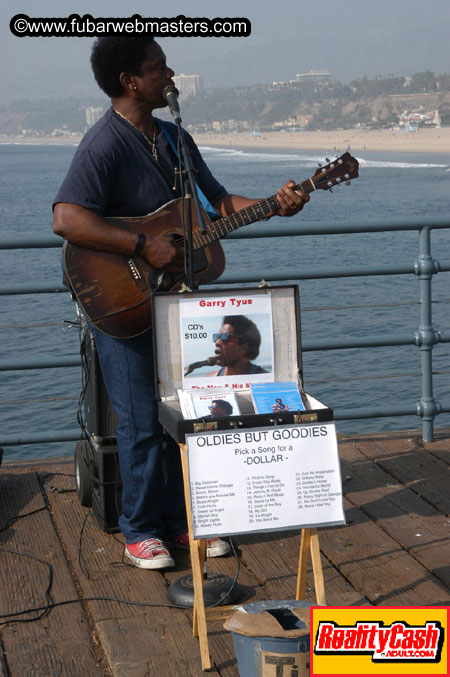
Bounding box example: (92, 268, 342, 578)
(191, 155, 354, 250)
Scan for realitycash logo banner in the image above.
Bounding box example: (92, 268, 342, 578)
(311, 606, 448, 676)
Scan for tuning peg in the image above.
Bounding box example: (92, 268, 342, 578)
(335, 177, 341, 183)
(329, 187, 333, 193)
(326, 157, 330, 163)
(345, 181, 351, 186)
(318, 162, 322, 167)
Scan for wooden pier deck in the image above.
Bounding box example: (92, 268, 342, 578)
(1, 430, 450, 676)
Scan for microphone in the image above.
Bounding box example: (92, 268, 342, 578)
(163, 84, 181, 123)
(184, 356, 217, 376)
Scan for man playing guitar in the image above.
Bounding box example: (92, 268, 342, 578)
(53, 36, 309, 570)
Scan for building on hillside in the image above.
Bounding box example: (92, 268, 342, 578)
(173, 73, 203, 98)
(398, 107, 441, 129)
(295, 70, 332, 83)
(295, 114, 314, 128)
(85, 106, 103, 128)
(211, 119, 250, 133)
(271, 69, 332, 90)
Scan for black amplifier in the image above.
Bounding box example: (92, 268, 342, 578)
(75, 439, 122, 533)
(81, 328, 119, 443)
(91, 442, 122, 533)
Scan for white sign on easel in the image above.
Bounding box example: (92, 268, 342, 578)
(186, 422, 345, 539)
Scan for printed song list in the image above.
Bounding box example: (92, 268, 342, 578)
(191, 480, 235, 532)
(187, 424, 345, 538)
(246, 475, 285, 525)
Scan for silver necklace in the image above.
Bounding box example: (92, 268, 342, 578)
(113, 107, 158, 161)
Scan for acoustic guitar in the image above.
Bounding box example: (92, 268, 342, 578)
(63, 152, 359, 338)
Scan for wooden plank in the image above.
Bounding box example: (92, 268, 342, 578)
(163, 532, 269, 605)
(424, 437, 450, 466)
(205, 620, 240, 677)
(0, 645, 7, 677)
(235, 530, 368, 606)
(2, 455, 73, 470)
(42, 463, 217, 675)
(339, 441, 450, 588)
(319, 497, 450, 605)
(205, 605, 236, 622)
(162, 534, 365, 670)
(44, 471, 169, 617)
(0, 469, 103, 675)
(96, 612, 207, 677)
(4, 434, 449, 674)
(353, 438, 450, 514)
(164, 545, 268, 677)
(47, 462, 241, 675)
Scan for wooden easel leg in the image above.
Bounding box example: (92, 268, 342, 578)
(296, 528, 311, 600)
(179, 444, 211, 671)
(310, 528, 326, 605)
(192, 538, 206, 637)
(189, 538, 211, 669)
(296, 528, 326, 605)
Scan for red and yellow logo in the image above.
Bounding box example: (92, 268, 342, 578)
(311, 606, 448, 676)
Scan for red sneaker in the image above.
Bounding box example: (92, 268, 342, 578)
(169, 532, 231, 557)
(125, 538, 175, 569)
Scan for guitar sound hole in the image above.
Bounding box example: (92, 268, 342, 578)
(170, 233, 185, 248)
(167, 233, 207, 273)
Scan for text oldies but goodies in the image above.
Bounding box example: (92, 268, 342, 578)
(195, 425, 329, 447)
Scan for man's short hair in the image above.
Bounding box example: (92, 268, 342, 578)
(212, 399, 233, 415)
(223, 315, 262, 361)
(90, 36, 155, 97)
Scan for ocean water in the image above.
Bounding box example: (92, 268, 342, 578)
(1, 142, 449, 461)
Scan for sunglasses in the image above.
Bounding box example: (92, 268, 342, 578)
(212, 332, 239, 342)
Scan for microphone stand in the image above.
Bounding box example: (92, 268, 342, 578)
(163, 90, 243, 612)
(167, 95, 208, 292)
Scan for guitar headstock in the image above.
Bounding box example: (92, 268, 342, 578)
(311, 152, 359, 191)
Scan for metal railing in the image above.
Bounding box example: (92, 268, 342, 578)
(1, 215, 450, 445)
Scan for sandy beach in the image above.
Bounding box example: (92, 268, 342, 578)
(193, 127, 449, 155)
(1, 126, 448, 154)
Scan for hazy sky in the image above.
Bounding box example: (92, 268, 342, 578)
(2, 0, 450, 103)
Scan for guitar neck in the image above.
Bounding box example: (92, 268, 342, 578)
(193, 178, 315, 250)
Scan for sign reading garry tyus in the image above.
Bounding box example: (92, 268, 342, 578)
(186, 422, 345, 539)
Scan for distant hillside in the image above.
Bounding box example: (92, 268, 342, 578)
(1, 72, 449, 136)
(181, 72, 450, 130)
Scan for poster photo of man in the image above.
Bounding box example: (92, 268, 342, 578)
(179, 292, 274, 389)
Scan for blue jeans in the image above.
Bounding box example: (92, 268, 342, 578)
(92, 327, 187, 544)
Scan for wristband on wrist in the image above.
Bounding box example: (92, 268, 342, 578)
(133, 233, 147, 257)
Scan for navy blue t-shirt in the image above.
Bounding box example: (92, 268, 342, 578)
(53, 108, 227, 217)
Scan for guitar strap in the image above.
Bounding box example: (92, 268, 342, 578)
(157, 119, 217, 219)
